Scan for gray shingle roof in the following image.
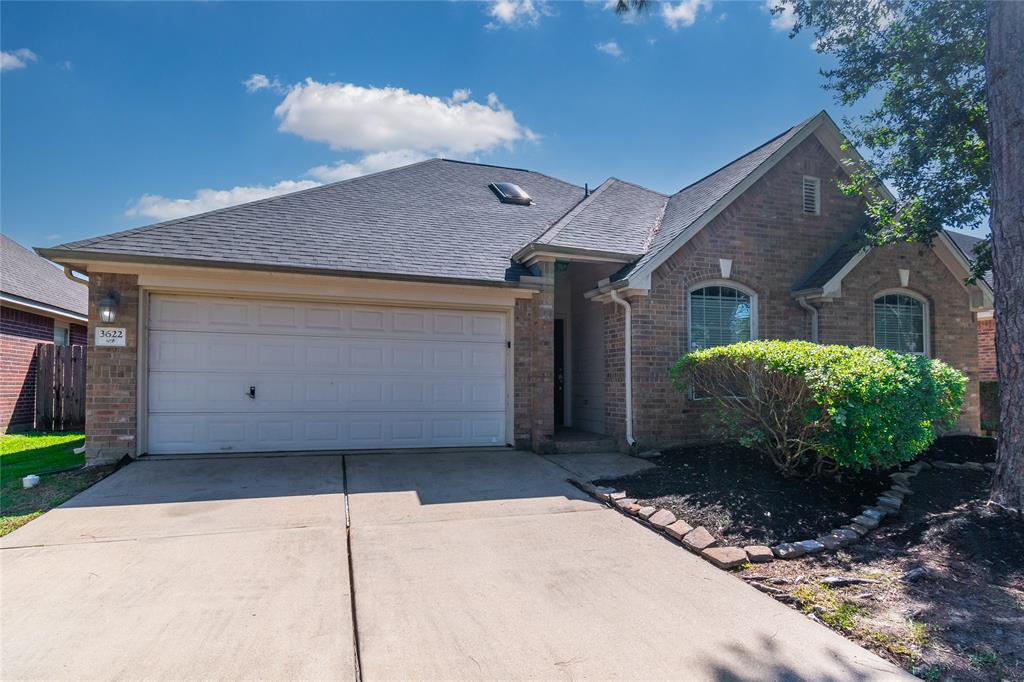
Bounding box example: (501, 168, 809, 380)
(944, 229, 993, 288)
(529, 178, 667, 256)
(614, 117, 812, 280)
(41, 114, 836, 291)
(791, 233, 868, 293)
(1, 234, 88, 317)
(793, 228, 995, 295)
(46, 159, 585, 284)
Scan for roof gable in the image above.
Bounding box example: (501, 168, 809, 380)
(524, 178, 667, 257)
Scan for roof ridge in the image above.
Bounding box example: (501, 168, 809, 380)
(642, 197, 669, 253)
(534, 178, 615, 245)
(55, 158, 446, 252)
(668, 118, 809, 198)
(438, 158, 585, 193)
(605, 177, 669, 197)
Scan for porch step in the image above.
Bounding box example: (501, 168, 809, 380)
(552, 430, 618, 454)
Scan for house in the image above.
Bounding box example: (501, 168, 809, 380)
(36, 111, 993, 463)
(944, 230, 998, 430)
(1, 235, 88, 433)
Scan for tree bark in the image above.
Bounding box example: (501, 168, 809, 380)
(987, 0, 1024, 513)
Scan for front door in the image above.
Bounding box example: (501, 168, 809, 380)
(554, 319, 565, 427)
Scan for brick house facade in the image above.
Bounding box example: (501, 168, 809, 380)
(40, 111, 992, 460)
(602, 135, 983, 447)
(1, 235, 89, 433)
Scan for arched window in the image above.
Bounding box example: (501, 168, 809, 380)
(873, 292, 929, 356)
(688, 283, 756, 351)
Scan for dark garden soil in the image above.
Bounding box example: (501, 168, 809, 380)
(595, 442, 890, 546)
(598, 436, 1023, 681)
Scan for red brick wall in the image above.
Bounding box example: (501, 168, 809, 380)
(85, 273, 139, 463)
(816, 244, 980, 432)
(512, 263, 555, 452)
(606, 134, 981, 448)
(0, 307, 54, 433)
(977, 317, 996, 382)
(70, 323, 87, 347)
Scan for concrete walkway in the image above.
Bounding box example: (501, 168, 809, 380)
(2, 449, 910, 681)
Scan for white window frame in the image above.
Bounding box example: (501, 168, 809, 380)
(686, 280, 759, 401)
(802, 175, 821, 215)
(687, 280, 759, 352)
(873, 288, 931, 357)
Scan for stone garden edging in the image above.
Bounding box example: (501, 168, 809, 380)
(568, 457, 996, 574)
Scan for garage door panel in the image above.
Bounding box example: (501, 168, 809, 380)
(147, 295, 508, 454)
(150, 297, 506, 342)
(150, 373, 504, 413)
(148, 412, 505, 454)
(150, 331, 504, 375)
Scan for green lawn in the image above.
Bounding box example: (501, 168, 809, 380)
(0, 431, 113, 537)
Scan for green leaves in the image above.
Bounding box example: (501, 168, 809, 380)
(671, 340, 966, 475)
(780, 0, 991, 280)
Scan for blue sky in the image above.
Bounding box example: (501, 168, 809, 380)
(2, 0, 876, 250)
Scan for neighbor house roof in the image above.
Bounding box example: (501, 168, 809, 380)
(41, 159, 585, 285)
(1, 234, 88, 319)
(944, 230, 993, 288)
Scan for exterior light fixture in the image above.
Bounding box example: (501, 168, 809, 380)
(98, 292, 120, 323)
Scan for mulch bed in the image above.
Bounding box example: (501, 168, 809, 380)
(599, 435, 1023, 680)
(596, 442, 890, 546)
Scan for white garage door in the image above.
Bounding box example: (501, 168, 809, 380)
(147, 294, 509, 454)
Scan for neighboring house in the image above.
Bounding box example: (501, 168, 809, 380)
(37, 111, 994, 463)
(944, 230, 998, 430)
(1, 235, 88, 433)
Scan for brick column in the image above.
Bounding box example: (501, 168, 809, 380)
(86, 273, 139, 465)
(529, 261, 555, 453)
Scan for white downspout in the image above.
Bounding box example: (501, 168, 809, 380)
(608, 289, 636, 446)
(797, 296, 819, 343)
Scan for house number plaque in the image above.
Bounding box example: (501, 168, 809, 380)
(95, 327, 127, 347)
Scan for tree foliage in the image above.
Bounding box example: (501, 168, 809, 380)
(672, 341, 966, 478)
(773, 0, 992, 279)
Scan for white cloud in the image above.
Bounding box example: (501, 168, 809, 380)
(595, 40, 624, 58)
(126, 180, 320, 221)
(1, 48, 38, 72)
(766, 0, 797, 31)
(661, 0, 712, 29)
(449, 88, 472, 104)
(307, 150, 430, 183)
(274, 79, 534, 155)
(243, 73, 286, 94)
(485, 0, 550, 28)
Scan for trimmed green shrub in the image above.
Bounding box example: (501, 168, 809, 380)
(671, 340, 966, 476)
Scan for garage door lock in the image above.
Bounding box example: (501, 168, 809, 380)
(248, 386, 256, 399)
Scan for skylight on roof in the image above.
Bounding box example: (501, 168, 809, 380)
(489, 182, 532, 206)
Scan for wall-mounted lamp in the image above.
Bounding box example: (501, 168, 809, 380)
(97, 291, 120, 323)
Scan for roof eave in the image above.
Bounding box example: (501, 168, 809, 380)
(0, 292, 88, 322)
(511, 242, 639, 266)
(34, 248, 524, 290)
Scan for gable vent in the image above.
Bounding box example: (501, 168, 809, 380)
(802, 176, 820, 215)
(490, 182, 532, 206)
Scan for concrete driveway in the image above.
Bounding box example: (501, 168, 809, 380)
(2, 449, 909, 681)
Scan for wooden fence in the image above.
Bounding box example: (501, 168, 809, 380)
(35, 344, 87, 432)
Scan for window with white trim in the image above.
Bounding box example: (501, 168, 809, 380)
(802, 175, 820, 215)
(874, 293, 927, 355)
(688, 285, 753, 351)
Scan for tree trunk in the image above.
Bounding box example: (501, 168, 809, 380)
(987, 0, 1024, 513)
